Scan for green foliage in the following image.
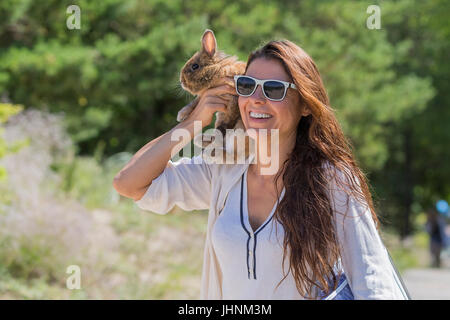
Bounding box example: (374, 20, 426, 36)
(0, 234, 61, 282)
(55, 151, 132, 208)
(383, 227, 429, 272)
(0, 103, 22, 122)
(0, 0, 429, 160)
(0, 103, 23, 181)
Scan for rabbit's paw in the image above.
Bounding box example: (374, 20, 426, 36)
(176, 111, 188, 123)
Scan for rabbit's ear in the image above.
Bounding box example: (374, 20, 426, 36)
(201, 29, 217, 57)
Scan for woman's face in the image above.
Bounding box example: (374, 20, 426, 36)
(238, 58, 307, 144)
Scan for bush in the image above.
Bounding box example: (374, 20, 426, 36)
(0, 109, 118, 287)
(56, 151, 133, 209)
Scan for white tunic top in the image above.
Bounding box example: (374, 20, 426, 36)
(212, 166, 306, 299)
(135, 154, 409, 299)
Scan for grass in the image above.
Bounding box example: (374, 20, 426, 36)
(382, 218, 430, 273)
(0, 163, 209, 299)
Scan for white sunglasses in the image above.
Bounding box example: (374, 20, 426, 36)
(234, 75, 297, 101)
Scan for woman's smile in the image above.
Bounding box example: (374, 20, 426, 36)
(248, 110, 274, 123)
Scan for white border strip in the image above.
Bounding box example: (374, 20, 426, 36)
(324, 278, 349, 300)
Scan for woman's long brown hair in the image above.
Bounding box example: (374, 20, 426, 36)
(245, 40, 380, 298)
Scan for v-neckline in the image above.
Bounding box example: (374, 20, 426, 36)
(243, 166, 286, 234)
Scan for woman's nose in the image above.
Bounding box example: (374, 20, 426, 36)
(249, 84, 266, 103)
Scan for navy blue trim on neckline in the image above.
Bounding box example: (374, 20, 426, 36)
(240, 173, 251, 279)
(240, 170, 279, 280)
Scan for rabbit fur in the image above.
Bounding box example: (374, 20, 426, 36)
(177, 29, 251, 163)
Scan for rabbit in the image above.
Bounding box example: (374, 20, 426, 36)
(177, 29, 252, 163)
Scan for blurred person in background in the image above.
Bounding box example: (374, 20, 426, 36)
(425, 204, 448, 268)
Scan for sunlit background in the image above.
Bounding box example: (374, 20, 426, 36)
(0, 0, 449, 299)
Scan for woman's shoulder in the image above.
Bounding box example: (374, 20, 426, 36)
(173, 154, 250, 181)
(199, 151, 255, 169)
(321, 160, 361, 187)
(320, 160, 366, 207)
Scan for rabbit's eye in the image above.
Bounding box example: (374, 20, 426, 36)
(191, 63, 199, 71)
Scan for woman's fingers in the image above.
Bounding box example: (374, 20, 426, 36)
(208, 84, 236, 96)
(206, 94, 230, 103)
(208, 102, 227, 113)
(205, 98, 228, 112)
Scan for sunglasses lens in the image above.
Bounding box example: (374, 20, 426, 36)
(263, 81, 286, 100)
(236, 76, 256, 96)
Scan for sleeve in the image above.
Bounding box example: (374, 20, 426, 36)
(134, 155, 213, 214)
(328, 167, 408, 300)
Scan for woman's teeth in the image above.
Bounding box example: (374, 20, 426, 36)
(249, 111, 273, 119)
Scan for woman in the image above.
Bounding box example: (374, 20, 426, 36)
(113, 40, 409, 299)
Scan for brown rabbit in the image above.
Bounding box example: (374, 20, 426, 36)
(177, 29, 251, 163)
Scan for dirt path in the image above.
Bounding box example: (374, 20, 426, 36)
(402, 252, 450, 300)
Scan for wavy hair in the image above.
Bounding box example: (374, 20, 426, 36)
(245, 40, 380, 298)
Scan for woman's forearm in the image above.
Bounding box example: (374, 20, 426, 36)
(113, 83, 235, 201)
(113, 120, 199, 201)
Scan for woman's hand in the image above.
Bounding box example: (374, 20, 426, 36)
(186, 83, 236, 127)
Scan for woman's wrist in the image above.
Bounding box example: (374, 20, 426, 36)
(168, 120, 202, 155)
(173, 119, 206, 138)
